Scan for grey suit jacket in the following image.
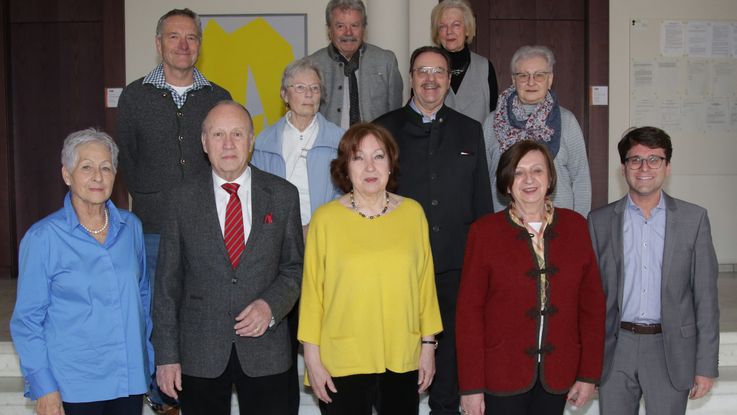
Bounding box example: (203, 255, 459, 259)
(310, 43, 403, 126)
(587, 192, 719, 390)
(152, 167, 304, 378)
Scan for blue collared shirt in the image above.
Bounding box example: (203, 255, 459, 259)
(142, 63, 211, 108)
(10, 193, 152, 402)
(409, 99, 438, 123)
(621, 192, 666, 324)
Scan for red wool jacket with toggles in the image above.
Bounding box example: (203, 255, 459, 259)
(456, 208, 605, 396)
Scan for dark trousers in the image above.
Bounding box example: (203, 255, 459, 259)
(319, 370, 419, 415)
(63, 395, 143, 415)
(286, 301, 301, 415)
(180, 345, 290, 415)
(429, 270, 461, 414)
(144, 233, 178, 408)
(484, 379, 567, 415)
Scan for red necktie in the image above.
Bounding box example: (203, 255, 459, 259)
(222, 183, 245, 268)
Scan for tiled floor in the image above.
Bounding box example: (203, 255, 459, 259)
(0, 271, 735, 342)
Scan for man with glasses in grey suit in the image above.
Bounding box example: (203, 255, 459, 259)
(588, 126, 719, 415)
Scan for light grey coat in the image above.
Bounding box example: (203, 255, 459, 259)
(587, 193, 719, 390)
(152, 167, 304, 378)
(310, 43, 403, 125)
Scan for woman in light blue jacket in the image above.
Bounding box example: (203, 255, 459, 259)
(250, 56, 344, 414)
(252, 57, 344, 237)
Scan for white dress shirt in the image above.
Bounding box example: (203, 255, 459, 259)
(212, 168, 252, 243)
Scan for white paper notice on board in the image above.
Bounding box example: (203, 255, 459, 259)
(706, 97, 729, 132)
(631, 97, 658, 127)
(711, 60, 737, 98)
(686, 61, 709, 96)
(661, 21, 684, 57)
(591, 86, 608, 106)
(682, 98, 707, 132)
(631, 59, 655, 91)
(659, 98, 683, 131)
(106, 88, 122, 108)
(711, 22, 732, 58)
(656, 60, 680, 96)
(687, 21, 711, 57)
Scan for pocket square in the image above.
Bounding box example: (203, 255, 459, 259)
(460, 151, 475, 156)
(264, 213, 273, 224)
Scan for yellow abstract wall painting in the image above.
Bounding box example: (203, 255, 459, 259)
(198, 14, 307, 134)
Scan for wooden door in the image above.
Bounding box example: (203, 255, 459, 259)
(1, 0, 125, 276)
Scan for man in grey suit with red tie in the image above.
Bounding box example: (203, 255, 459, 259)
(153, 100, 304, 414)
(588, 126, 719, 415)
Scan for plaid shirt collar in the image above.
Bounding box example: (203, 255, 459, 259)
(142, 64, 211, 108)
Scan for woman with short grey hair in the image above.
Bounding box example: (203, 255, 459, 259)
(250, 57, 344, 413)
(11, 128, 152, 415)
(483, 45, 592, 217)
(60, 128, 120, 171)
(252, 57, 344, 235)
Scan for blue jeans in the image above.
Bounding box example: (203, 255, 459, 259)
(144, 234, 179, 408)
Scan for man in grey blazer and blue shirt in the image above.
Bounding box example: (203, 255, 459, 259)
(153, 101, 304, 414)
(588, 126, 719, 414)
(310, 0, 403, 129)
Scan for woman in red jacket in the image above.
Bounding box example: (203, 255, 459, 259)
(456, 140, 605, 415)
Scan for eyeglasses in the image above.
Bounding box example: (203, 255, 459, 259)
(412, 66, 448, 77)
(624, 155, 667, 170)
(512, 71, 551, 83)
(288, 84, 321, 94)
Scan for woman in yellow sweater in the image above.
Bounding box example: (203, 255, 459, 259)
(298, 123, 443, 414)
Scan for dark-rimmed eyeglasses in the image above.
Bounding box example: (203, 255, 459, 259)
(624, 155, 666, 170)
(512, 71, 550, 83)
(288, 84, 321, 94)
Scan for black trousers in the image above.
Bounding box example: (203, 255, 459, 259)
(319, 370, 419, 415)
(286, 301, 301, 415)
(429, 270, 461, 414)
(484, 379, 567, 415)
(180, 345, 290, 415)
(63, 395, 143, 415)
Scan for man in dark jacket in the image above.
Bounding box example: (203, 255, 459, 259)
(374, 46, 493, 415)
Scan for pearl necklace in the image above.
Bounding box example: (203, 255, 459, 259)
(81, 208, 109, 235)
(350, 190, 389, 219)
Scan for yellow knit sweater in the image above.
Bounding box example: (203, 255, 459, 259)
(298, 198, 443, 378)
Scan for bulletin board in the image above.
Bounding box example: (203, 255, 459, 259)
(628, 19, 737, 176)
(628, 19, 737, 264)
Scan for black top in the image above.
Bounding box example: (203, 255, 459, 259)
(374, 105, 493, 273)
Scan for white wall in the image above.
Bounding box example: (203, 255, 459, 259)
(610, 1, 737, 264)
(124, 0, 437, 96)
(124, 0, 736, 264)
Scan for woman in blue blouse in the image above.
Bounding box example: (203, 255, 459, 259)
(11, 128, 152, 415)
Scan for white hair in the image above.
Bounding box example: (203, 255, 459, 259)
(61, 128, 119, 171)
